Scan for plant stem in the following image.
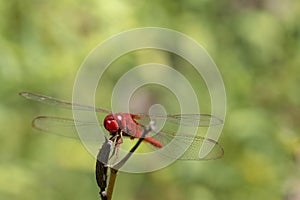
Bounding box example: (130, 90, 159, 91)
(106, 168, 118, 200)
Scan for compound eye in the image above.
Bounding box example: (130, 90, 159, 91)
(104, 119, 119, 133)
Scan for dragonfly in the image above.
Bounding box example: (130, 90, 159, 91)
(19, 92, 224, 160)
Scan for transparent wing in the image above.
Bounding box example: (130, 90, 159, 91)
(19, 92, 110, 113)
(32, 116, 102, 139)
(136, 113, 223, 127)
(152, 130, 224, 160)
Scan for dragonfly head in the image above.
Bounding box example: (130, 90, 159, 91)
(104, 114, 119, 133)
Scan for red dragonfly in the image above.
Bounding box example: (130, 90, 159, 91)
(19, 92, 224, 160)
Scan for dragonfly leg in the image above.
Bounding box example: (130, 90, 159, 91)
(108, 135, 118, 160)
(108, 130, 124, 163)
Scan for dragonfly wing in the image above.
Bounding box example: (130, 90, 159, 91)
(150, 130, 224, 160)
(178, 136, 224, 160)
(136, 113, 223, 127)
(166, 114, 223, 127)
(32, 116, 102, 139)
(19, 92, 110, 113)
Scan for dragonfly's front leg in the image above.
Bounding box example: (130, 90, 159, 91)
(109, 130, 124, 162)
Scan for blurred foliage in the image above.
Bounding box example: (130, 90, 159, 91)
(1, 0, 300, 200)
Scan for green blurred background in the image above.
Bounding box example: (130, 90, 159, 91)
(1, 0, 300, 200)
